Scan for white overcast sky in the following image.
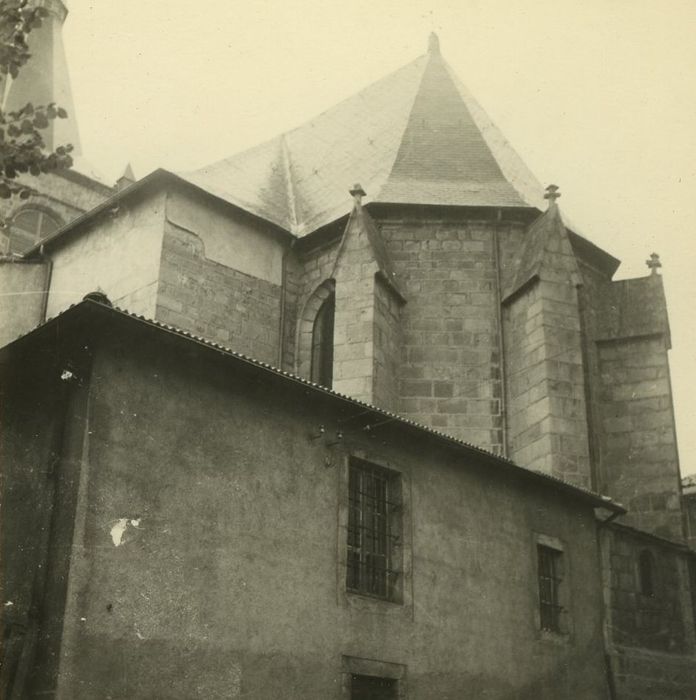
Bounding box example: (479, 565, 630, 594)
(63, 0, 696, 474)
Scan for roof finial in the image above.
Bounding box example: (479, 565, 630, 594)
(116, 163, 136, 192)
(349, 183, 366, 205)
(544, 184, 561, 207)
(428, 32, 440, 55)
(646, 252, 662, 275)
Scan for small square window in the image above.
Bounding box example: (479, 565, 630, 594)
(537, 544, 564, 633)
(351, 674, 398, 700)
(346, 459, 402, 601)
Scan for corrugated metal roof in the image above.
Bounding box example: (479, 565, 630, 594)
(180, 41, 546, 236)
(2, 296, 625, 514)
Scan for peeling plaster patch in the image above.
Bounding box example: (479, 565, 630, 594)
(4, 601, 13, 607)
(60, 369, 75, 381)
(110, 518, 129, 546)
(110, 517, 143, 546)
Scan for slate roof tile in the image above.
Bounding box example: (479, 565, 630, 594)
(180, 40, 546, 236)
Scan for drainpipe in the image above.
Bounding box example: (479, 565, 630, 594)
(595, 515, 618, 699)
(10, 368, 73, 698)
(38, 244, 53, 323)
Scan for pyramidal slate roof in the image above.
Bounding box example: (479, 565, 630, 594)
(180, 34, 546, 236)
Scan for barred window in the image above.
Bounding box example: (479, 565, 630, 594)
(537, 544, 563, 633)
(346, 459, 401, 601)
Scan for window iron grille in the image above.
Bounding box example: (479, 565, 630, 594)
(347, 461, 400, 600)
(537, 544, 563, 633)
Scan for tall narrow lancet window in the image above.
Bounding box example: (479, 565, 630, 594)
(311, 291, 335, 387)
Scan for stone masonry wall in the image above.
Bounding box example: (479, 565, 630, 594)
(379, 213, 527, 452)
(502, 268, 591, 486)
(331, 214, 380, 403)
(503, 282, 549, 467)
(291, 229, 341, 377)
(372, 275, 402, 411)
(289, 214, 402, 410)
(596, 335, 682, 539)
(602, 526, 696, 699)
(156, 223, 281, 364)
(576, 259, 612, 490)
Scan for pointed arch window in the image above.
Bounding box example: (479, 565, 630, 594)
(311, 290, 335, 387)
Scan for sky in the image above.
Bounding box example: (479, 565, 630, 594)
(62, 0, 696, 473)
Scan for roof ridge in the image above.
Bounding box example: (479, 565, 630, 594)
(280, 135, 299, 232)
(441, 58, 546, 209)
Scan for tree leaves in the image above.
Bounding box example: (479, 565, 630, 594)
(0, 1, 74, 200)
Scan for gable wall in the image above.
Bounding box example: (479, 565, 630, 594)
(45, 190, 167, 319)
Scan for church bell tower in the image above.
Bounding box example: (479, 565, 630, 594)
(3, 0, 81, 154)
(0, 0, 111, 255)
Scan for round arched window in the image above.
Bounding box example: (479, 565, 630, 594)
(9, 207, 61, 254)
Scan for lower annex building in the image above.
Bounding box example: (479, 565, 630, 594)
(1, 11, 695, 699)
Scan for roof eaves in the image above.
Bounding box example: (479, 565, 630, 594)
(23, 168, 172, 257)
(9, 298, 625, 514)
(607, 520, 690, 552)
(22, 169, 295, 258)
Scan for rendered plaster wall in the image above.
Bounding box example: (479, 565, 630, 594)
(0, 342, 92, 698)
(164, 188, 284, 286)
(48, 329, 609, 699)
(45, 191, 167, 319)
(155, 189, 285, 364)
(0, 260, 48, 346)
